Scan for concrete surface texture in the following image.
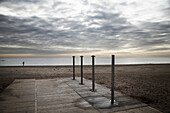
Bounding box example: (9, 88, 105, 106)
(0, 77, 162, 113)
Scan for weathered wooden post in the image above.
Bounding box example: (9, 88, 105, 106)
(73, 56, 75, 80)
(111, 55, 115, 104)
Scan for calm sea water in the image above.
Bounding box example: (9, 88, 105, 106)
(0, 57, 170, 66)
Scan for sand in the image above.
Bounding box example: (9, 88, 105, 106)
(0, 64, 170, 113)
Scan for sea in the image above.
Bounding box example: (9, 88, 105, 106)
(0, 57, 170, 66)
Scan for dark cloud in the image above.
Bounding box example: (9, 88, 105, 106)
(148, 47, 170, 51)
(0, 46, 101, 55)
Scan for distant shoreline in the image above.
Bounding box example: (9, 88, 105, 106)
(0, 63, 170, 67)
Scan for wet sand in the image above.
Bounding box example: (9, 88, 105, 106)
(0, 64, 170, 113)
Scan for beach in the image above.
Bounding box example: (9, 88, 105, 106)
(0, 64, 170, 113)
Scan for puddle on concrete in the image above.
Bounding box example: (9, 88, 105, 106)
(74, 98, 95, 110)
(84, 96, 119, 109)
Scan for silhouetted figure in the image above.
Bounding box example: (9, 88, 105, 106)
(23, 61, 25, 66)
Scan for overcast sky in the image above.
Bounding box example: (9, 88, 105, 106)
(0, 0, 170, 57)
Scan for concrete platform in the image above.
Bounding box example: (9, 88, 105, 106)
(0, 77, 162, 113)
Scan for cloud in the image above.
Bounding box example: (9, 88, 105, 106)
(0, 0, 170, 57)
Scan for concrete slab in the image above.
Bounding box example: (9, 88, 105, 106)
(0, 79, 35, 113)
(63, 78, 148, 113)
(39, 107, 100, 113)
(0, 77, 162, 113)
(35, 78, 99, 113)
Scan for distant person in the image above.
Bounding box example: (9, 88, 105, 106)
(23, 61, 25, 66)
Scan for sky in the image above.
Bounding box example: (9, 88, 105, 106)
(0, 0, 170, 57)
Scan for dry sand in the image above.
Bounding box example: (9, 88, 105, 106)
(0, 64, 170, 113)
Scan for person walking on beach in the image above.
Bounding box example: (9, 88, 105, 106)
(22, 61, 25, 66)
